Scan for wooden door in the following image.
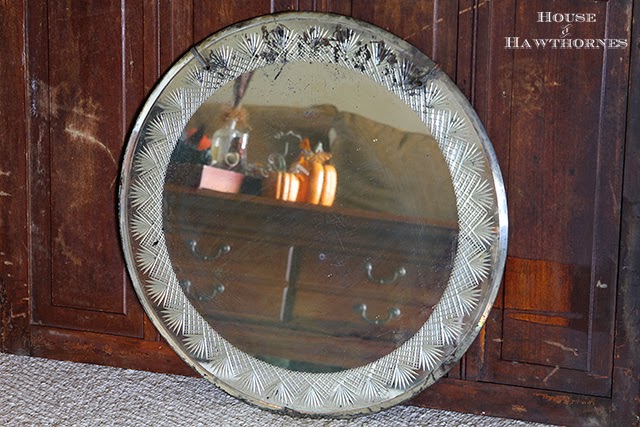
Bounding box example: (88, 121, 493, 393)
(467, 0, 630, 398)
(19, 0, 193, 370)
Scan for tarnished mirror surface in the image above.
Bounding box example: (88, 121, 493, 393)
(120, 12, 507, 417)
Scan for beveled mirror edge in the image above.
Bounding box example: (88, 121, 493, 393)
(118, 11, 508, 418)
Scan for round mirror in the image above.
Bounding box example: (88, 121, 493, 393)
(120, 12, 507, 417)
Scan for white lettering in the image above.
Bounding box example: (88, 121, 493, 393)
(537, 12, 552, 22)
(533, 39, 548, 48)
(536, 12, 598, 23)
(505, 37, 520, 48)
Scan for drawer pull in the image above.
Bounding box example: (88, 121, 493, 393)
(188, 239, 231, 261)
(180, 280, 225, 301)
(364, 262, 406, 285)
(353, 303, 401, 325)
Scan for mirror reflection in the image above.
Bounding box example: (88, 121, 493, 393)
(163, 62, 458, 372)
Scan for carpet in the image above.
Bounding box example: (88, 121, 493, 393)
(0, 352, 554, 426)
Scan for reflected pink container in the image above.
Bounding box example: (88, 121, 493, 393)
(198, 165, 244, 194)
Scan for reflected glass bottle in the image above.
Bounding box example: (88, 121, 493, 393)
(209, 118, 248, 173)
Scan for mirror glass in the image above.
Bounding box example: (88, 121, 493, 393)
(163, 61, 458, 372)
(121, 12, 506, 417)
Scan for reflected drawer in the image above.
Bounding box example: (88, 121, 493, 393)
(295, 248, 451, 305)
(289, 286, 435, 342)
(165, 232, 290, 323)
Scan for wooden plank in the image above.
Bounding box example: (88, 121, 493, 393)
(587, 0, 633, 398)
(410, 377, 611, 426)
(351, 0, 458, 79)
(28, 0, 145, 336)
(502, 257, 590, 371)
(158, 0, 195, 73)
(272, 0, 313, 11)
(351, 0, 438, 61)
(46, 0, 125, 311)
(30, 326, 195, 377)
(611, 0, 640, 423)
(193, 0, 271, 42)
(455, 0, 476, 100)
(322, 0, 352, 15)
(0, 0, 30, 355)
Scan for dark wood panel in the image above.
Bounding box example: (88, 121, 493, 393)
(47, 0, 129, 311)
(272, 0, 352, 13)
(467, 0, 630, 398)
(193, 0, 271, 42)
(0, 0, 30, 355)
(502, 257, 590, 370)
(455, 0, 477, 100)
(28, 0, 145, 336)
(350, 1, 459, 77)
(30, 326, 195, 376)
(150, 0, 195, 76)
(508, 0, 607, 264)
(272, 0, 313, 11)
(321, 0, 352, 15)
(611, 0, 640, 422)
(465, 0, 518, 386)
(410, 377, 611, 426)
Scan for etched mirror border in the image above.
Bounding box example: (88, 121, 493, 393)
(119, 12, 508, 417)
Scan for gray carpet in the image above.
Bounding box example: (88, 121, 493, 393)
(0, 352, 553, 426)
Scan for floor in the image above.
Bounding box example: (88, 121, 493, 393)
(0, 352, 554, 426)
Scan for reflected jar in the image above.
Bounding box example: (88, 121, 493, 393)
(209, 119, 249, 173)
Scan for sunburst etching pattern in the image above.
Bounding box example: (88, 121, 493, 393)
(122, 15, 505, 416)
(145, 277, 172, 305)
(237, 367, 266, 395)
(418, 344, 445, 371)
(359, 364, 388, 401)
(331, 382, 357, 407)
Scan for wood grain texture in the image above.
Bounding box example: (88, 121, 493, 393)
(193, 0, 271, 42)
(271, 0, 352, 14)
(47, 0, 123, 310)
(144, 0, 195, 78)
(611, 0, 640, 422)
(502, 257, 590, 370)
(28, 0, 145, 336)
(352, 0, 458, 78)
(465, 0, 516, 386)
(30, 326, 195, 377)
(272, 0, 313, 12)
(467, 0, 631, 400)
(0, 0, 30, 355)
(410, 377, 611, 426)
